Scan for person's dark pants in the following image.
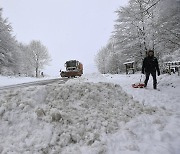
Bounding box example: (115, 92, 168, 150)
(144, 71, 157, 89)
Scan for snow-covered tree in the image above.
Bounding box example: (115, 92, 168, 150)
(155, 0, 180, 53)
(0, 8, 20, 75)
(28, 40, 51, 77)
(0, 8, 52, 77)
(95, 41, 123, 74)
(17, 43, 34, 76)
(114, 0, 161, 57)
(96, 0, 180, 74)
(95, 46, 109, 74)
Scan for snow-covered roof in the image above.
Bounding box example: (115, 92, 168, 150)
(123, 61, 135, 65)
(164, 61, 180, 64)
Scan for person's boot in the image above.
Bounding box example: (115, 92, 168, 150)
(153, 84, 157, 89)
(144, 81, 147, 88)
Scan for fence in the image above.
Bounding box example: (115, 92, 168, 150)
(164, 61, 180, 76)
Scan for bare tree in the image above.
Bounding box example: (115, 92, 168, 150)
(28, 40, 51, 77)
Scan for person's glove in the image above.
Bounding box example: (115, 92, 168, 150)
(158, 72, 160, 76)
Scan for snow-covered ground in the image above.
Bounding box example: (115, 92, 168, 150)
(0, 73, 180, 154)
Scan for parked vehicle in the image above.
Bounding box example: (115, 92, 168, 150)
(60, 60, 83, 78)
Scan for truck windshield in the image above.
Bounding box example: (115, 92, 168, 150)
(66, 61, 77, 67)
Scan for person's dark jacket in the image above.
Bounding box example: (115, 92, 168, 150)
(142, 56, 160, 75)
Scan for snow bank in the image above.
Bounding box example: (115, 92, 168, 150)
(0, 78, 159, 154)
(103, 73, 180, 154)
(0, 73, 180, 154)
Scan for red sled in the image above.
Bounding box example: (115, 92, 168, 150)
(132, 83, 145, 88)
(132, 74, 145, 88)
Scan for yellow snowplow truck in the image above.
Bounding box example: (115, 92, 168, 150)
(60, 60, 83, 78)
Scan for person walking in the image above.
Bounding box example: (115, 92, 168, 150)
(142, 50, 160, 89)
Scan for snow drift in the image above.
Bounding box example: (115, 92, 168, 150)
(0, 80, 158, 154)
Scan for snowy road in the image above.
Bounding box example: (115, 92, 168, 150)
(0, 78, 69, 91)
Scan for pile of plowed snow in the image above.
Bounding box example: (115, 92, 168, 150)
(0, 81, 159, 154)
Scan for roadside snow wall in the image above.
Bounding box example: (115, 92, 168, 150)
(0, 81, 158, 154)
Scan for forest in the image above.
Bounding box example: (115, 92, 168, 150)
(96, 0, 180, 74)
(0, 8, 51, 77)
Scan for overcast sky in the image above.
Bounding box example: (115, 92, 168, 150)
(1, 0, 128, 76)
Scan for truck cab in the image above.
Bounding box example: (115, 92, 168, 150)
(60, 60, 83, 78)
